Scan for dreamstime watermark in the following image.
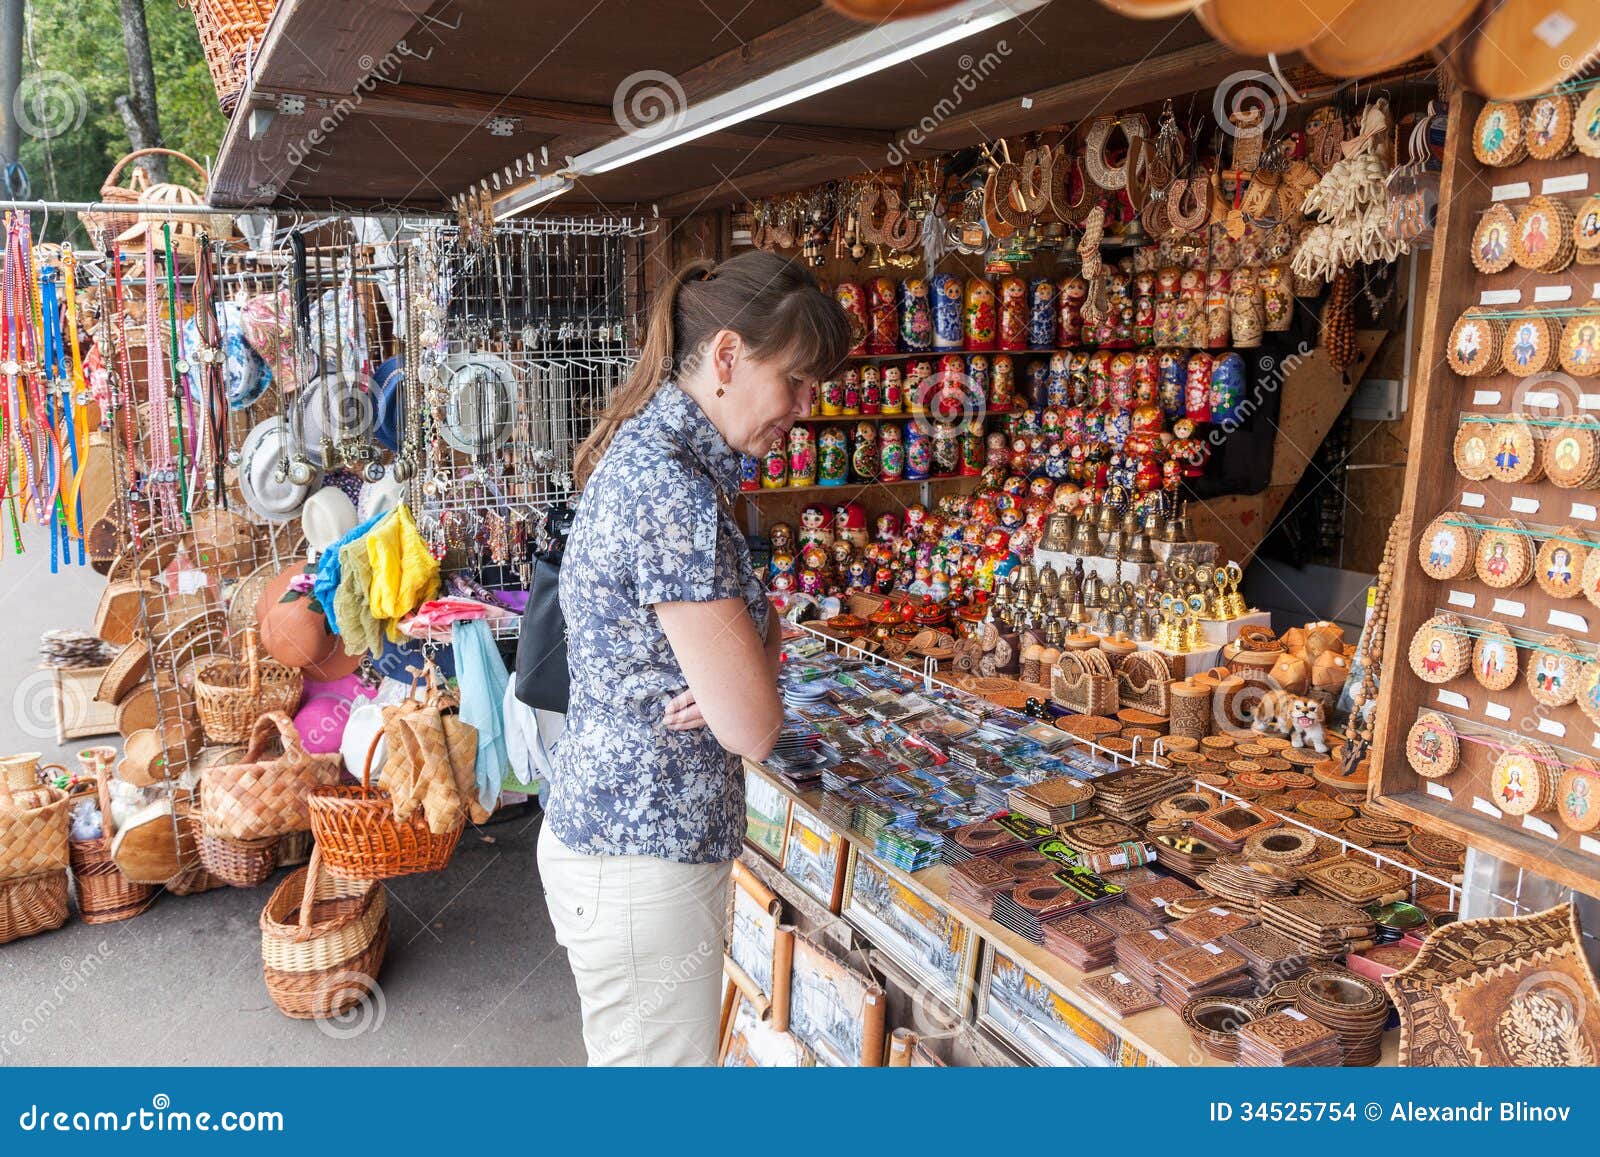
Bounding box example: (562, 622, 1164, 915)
(14, 70, 87, 140)
(1, 941, 115, 1061)
(1212, 69, 1288, 139)
(602, 939, 718, 1053)
(261, 44, 413, 182)
(312, 972, 387, 1040)
(1208, 342, 1314, 447)
(886, 41, 1010, 166)
(612, 70, 688, 140)
(11, 669, 62, 742)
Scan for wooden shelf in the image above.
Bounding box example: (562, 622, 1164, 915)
(796, 408, 1017, 424)
(739, 476, 973, 500)
(841, 348, 1076, 363)
(743, 758, 1398, 1068)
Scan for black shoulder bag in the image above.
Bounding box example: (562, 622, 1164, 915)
(514, 503, 576, 712)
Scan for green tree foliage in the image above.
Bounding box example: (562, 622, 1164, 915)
(16, 0, 225, 244)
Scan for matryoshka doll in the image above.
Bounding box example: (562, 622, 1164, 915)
(851, 421, 879, 482)
(1133, 270, 1157, 346)
(1044, 441, 1071, 482)
(835, 282, 869, 356)
(932, 424, 961, 476)
(761, 432, 788, 488)
(899, 277, 933, 352)
(966, 354, 990, 406)
(1087, 350, 1114, 408)
(986, 430, 1009, 469)
(868, 278, 898, 354)
(842, 367, 862, 416)
(1204, 267, 1232, 350)
(830, 539, 856, 586)
(1262, 261, 1292, 332)
(798, 504, 833, 550)
(846, 558, 871, 591)
(991, 354, 1015, 411)
(965, 277, 997, 351)
(1157, 348, 1186, 420)
(881, 365, 906, 415)
(906, 359, 934, 414)
(932, 273, 965, 350)
(1028, 277, 1058, 350)
(1133, 349, 1159, 401)
(934, 355, 968, 421)
(1175, 269, 1204, 348)
(998, 276, 1028, 351)
(769, 551, 797, 594)
(740, 454, 760, 492)
(1185, 353, 1214, 423)
(960, 417, 985, 477)
(1109, 352, 1137, 411)
(1210, 352, 1247, 425)
(905, 422, 931, 480)
(819, 376, 844, 417)
(903, 502, 928, 540)
(861, 364, 883, 415)
(798, 544, 828, 596)
(788, 425, 817, 486)
(1046, 352, 1070, 407)
(1230, 265, 1263, 348)
(1025, 358, 1050, 409)
(818, 427, 849, 485)
(875, 512, 900, 544)
(1058, 275, 1087, 347)
(1067, 351, 1091, 406)
(1171, 417, 1209, 478)
(835, 501, 869, 550)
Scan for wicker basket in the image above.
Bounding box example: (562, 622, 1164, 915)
(308, 731, 462, 881)
(0, 869, 69, 944)
(0, 776, 72, 882)
(198, 831, 280, 888)
(277, 829, 312, 867)
(260, 845, 388, 1019)
(182, 0, 279, 113)
(69, 777, 156, 924)
(195, 630, 304, 744)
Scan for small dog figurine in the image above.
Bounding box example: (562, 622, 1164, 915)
(1252, 690, 1330, 754)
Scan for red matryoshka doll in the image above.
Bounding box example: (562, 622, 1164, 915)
(1087, 350, 1114, 408)
(740, 454, 760, 492)
(1133, 270, 1157, 346)
(1204, 267, 1232, 350)
(788, 425, 817, 486)
(761, 432, 788, 488)
(991, 354, 1015, 411)
(868, 278, 898, 354)
(851, 422, 879, 482)
(906, 359, 934, 414)
(932, 273, 965, 350)
(842, 367, 862, 416)
(966, 354, 990, 405)
(881, 365, 906, 415)
(1157, 348, 1186, 420)
(1162, 456, 1184, 493)
(1185, 352, 1214, 423)
(1057, 275, 1087, 347)
(1133, 349, 1159, 400)
(1009, 436, 1031, 474)
(1171, 417, 1210, 478)
(769, 551, 797, 593)
(1063, 405, 1089, 447)
(899, 277, 933, 352)
(1131, 378, 1164, 438)
(818, 427, 848, 485)
(819, 376, 844, 417)
(835, 282, 868, 355)
(834, 501, 870, 550)
(1133, 452, 1163, 494)
(934, 355, 968, 421)
(873, 563, 895, 594)
(905, 423, 932, 480)
(986, 430, 1009, 468)
(874, 512, 901, 544)
(960, 422, 985, 476)
(902, 502, 928, 540)
(1109, 352, 1137, 411)
(1028, 278, 1058, 350)
(861, 364, 883, 415)
(798, 504, 833, 549)
(1046, 352, 1070, 406)
(964, 277, 997, 351)
(1028, 475, 1056, 506)
(998, 276, 1028, 351)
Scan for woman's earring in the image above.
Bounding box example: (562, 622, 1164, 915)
(716, 385, 726, 397)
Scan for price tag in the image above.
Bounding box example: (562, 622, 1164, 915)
(1509, 497, 1540, 514)
(1150, 929, 1168, 940)
(1490, 182, 1531, 201)
(1522, 815, 1560, 840)
(1437, 690, 1470, 709)
(1472, 796, 1505, 820)
(1480, 288, 1522, 305)
(1491, 598, 1526, 618)
(1461, 492, 1486, 508)
(1486, 702, 1512, 721)
(1447, 590, 1476, 609)
(1538, 717, 1567, 739)
(1201, 943, 1223, 955)
(175, 569, 207, 596)
(1542, 172, 1590, 194)
(1581, 836, 1600, 858)
(1472, 390, 1502, 406)
(1209, 907, 1230, 916)
(1571, 502, 1598, 521)
(1112, 971, 1130, 985)
(1534, 10, 1577, 47)
(1549, 609, 1589, 633)
(1426, 782, 1454, 801)
(1533, 286, 1573, 304)
(1283, 1008, 1308, 1022)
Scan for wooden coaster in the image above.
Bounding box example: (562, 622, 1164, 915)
(1474, 519, 1534, 589)
(1536, 528, 1589, 599)
(1408, 613, 1470, 684)
(1485, 417, 1541, 482)
(1578, 89, 1600, 159)
(1473, 100, 1527, 166)
(1470, 204, 1517, 275)
(1447, 307, 1505, 375)
(1406, 712, 1460, 780)
(1489, 740, 1560, 817)
(1560, 309, 1600, 378)
(1515, 196, 1575, 273)
(1471, 622, 1519, 691)
(1543, 419, 1600, 486)
(1502, 314, 1559, 375)
(1452, 419, 1496, 481)
(1526, 93, 1575, 160)
(1577, 196, 1600, 253)
(1082, 970, 1160, 1017)
(1575, 659, 1600, 727)
(1527, 634, 1582, 707)
(1557, 757, 1600, 834)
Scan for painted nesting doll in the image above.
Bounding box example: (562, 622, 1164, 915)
(899, 277, 933, 352)
(836, 281, 868, 356)
(965, 277, 997, 351)
(998, 276, 1028, 352)
(1028, 277, 1058, 350)
(932, 273, 964, 350)
(788, 425, 817, 486)
(868, 277, 899, 355)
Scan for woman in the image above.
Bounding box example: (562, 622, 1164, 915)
(538, 250, 851, 1066)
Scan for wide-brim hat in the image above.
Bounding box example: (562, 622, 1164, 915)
(302, 486, 359, 558)
(238, 416, 319, 522)
(357, 471, 406, 522)
(440, 351, 517, 456)
(256, 562, 362, 682)
(293, 372, 376, 467)
(371, 633, 455, 681)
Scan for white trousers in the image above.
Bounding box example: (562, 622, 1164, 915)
(537, 823, 730, 1066)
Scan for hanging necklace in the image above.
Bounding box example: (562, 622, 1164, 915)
(143, 227, 180, 530)
(109, 247, 143, 552)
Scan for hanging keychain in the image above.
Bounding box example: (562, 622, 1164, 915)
(61, 247, 92, 565)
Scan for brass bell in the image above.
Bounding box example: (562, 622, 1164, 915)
(1070, 510, 1102, 556)
(1126, 516, 1156, 565)
(1039, 564, 1061, 600)
(1083, 572, 1103, 608)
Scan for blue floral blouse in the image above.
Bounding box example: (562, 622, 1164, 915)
(547, 382, 770, 864)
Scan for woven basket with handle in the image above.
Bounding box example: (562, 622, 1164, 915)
(80, 148, 208, 241)
(0, 869, 69, 945)
(309, 729, 462, 881)
(201, 711, 341, 841)
(260, 844, 387, 1019)
(68, 776, 156, 924)
(195, 629, 304, 744)
(0, 773, 72, 882)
